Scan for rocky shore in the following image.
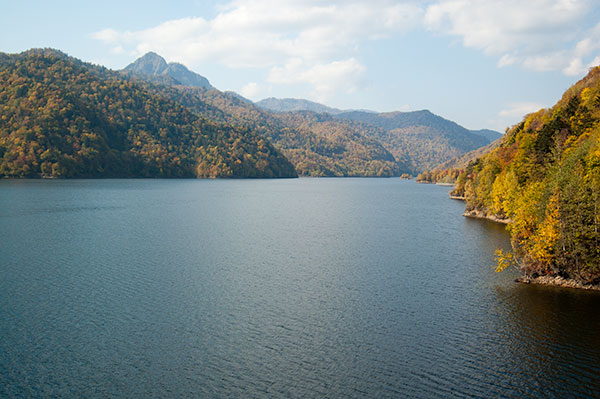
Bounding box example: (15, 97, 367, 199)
(451, 193, 599, 291)
(516, 275, 600, 291)
(463, 208, 511, 224)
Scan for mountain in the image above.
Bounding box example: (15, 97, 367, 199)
(159, 86, 402, 176)
(256, 97, 501, 173)
(268, 111, 402, 176)
(452, 65, 600, 285)
(122, 54, 402, 176)
(122, 53, 498, 176)
(434, 138, 503, 171)
(414, 138, 503, 184)
(124, 51, 167, 75)
(255, 97, 344, 115)
(0, 49, 296, 178)
(224, 90, 253, 104)
(470, 128, 502, 142)
(124, 52, 213, 89)
(337, 110, 498, 173)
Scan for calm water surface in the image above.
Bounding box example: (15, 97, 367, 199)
(1, 178, 599, 398)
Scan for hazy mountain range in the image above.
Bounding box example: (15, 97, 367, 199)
(256, 97, 345, 115)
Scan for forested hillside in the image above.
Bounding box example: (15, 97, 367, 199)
(256, 98, 502, 173)
(126, 53, 497, 175)
(338, 110, 499, 173)
(192, 89, 402, 176)
(415, 139, 503, 184)
(452, 66, 600, 284)
(1, 48, 500, 179)
(271, 111, 402, 176)
(132, 75, 403, 176)
(0, 49, 296, 178)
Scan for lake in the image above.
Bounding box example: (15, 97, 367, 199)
(1, 178, 599, 398)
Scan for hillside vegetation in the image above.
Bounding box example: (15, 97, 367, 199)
(255, 97, 501, 173)
(452, 66, 600, 284)
(0, 49, 296, 178)
(338, 110, 499, 173)
(415, 139, 503, 184)
(146, 84, 402, 176)
(272, 111, 402, 176)
(124, 53, 499, 176)
(0, 49, 500, 180)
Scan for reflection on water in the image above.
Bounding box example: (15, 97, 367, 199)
(0, 178, 599, 398)
(493, 284, 600, 398)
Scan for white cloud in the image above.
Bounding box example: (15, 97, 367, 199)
(93, 0, 600, 100)
(499, 102, 545, 118)
(239, 82, 261, 99)
(111, 45, 125, 55)
(93, 0, 422, 95)
(92, 28, 120, 43)
(497, 54, 517, 68)
(563, 55, 600, 76)
(425, 0, 600, 76)
(268, 57, 366, 100)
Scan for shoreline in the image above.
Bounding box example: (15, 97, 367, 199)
(516, 275, 600, 291)
(463, 208, 511, 224)
(453, 187, 598, 292)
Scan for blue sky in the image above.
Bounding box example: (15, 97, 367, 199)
(2, 1, 600, 132)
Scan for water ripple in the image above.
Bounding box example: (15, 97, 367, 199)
(1, 179, 600, 398)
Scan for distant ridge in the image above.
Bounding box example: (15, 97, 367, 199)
(433, 137, 503, 171)
(335, 109, 501, 172)
(255, 97, 344, 115)
(124, 52, 213, 89)
(470, 128, 502, 142)
(254, 98, 501, 171)
(224, 90, 253, 104)
(253, 99, 501, 173)
(337, 109, 501, 142)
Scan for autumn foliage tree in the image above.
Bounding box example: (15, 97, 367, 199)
(0, 49, 297, 178)
(453, 65, 600, 284)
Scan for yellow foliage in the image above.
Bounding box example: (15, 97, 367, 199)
(494, 249, 517, 272)
(491, 169, 519, 217)
(581, 87, 592, 103)
(509, 181, 546, 252)
(529, 192, 560, 268)
(586, 145, 600, 170)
